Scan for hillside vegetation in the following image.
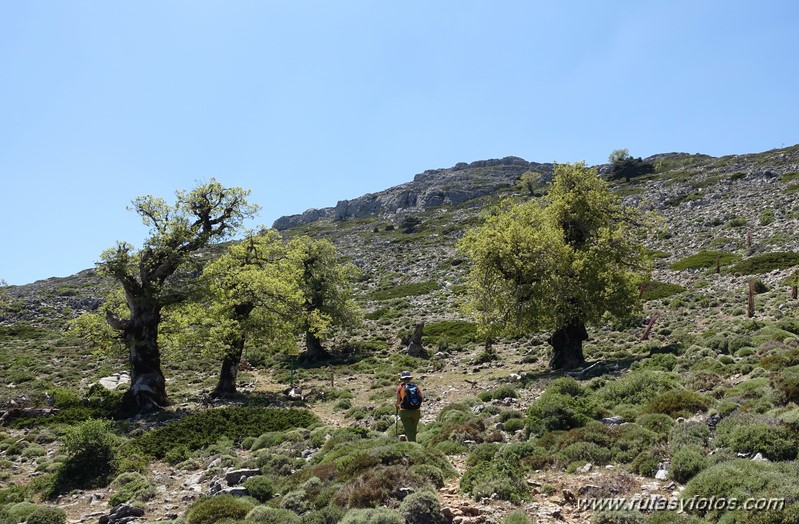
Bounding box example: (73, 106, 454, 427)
(1, 145, 799, 524)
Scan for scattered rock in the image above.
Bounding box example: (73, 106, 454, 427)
(225, 468, 260, 486)
(98, 504, 144, 524)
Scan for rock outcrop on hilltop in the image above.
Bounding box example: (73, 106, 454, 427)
(272, 156, 554, 229)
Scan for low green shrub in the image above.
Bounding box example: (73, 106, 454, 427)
(185, 495, 254, 524)
(367, 281, 440, 301)
(3, 502, 39, 523)
(244, 476, 274, 502)
(422, 320, 478, 347)
(503, 418, 526, 433)
(681, 460, 799, 521)
(670, 251, 739, 270)
(478, 386, 518, 402)
(132, 407, 317, 459)
(774, 365, 799, 404)
(108, 472, 153, 507)
(596, 371, 681, 408)
(337, 465, 428, 508)
(527, 378, 599, 435)
(25, 506, 66, 524)
(716, 415, 797, 460)
(339, 507, 404, 524)
(631, 353, 678, 372)
(635, 413, 674, 435)
(668, 421, 709, 451)
(557, 441, 613, 466)
(461, 444, 529, 503)
(245, 506, 301, 523)
(45, 418, 120, 498)
(642, 390, 711, 418)
(409, 464, 445, 489)
(399, 490, 446, 524)
(299, 506, 346, 524)
(669, 445, 707, 483)
(730, 251, 799, 275)
(503, 510, 533, 524)
(641, 281, 686, 301)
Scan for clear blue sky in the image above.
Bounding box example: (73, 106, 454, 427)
(2, 1, 798, 285)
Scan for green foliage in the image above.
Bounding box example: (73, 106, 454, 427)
(503, 510, 533, 524)
(460, 445, 529, 503)
(608, 150, 655, 183)
(3, 502, 39, 524)
(339, 508, 404, 524)
(26, 507, 67, 524)
(478, 386, 518, 402)
(45, 418, 120, 498)
(527, 387, 598, 435)
(557, 441, 613, 466)
(108, 472, 153, 506)
(731, 251, 799, 274)
(399, 490, 446, 524)
(668, 421, 709, 451)
(635, 413, 674, 435)
(421, 320, 478, 347)
(670, 250, 739, 270)
(775, 365, 799, 404)
(642, 390, 711, 418)
(132, 407, 317, 458)
(759, 209, 776, 226)
(246, 506, 301, 523)
(596, 371, 681, 408)
(366, 281, 441, 301)
(185, 495, 254, 524)
(716, 414, 797, 460)
(640, 281, 686, 301)
(459, 162, 651, 351)
(670, 445, 707, 483)
(682, 460, 799, 521)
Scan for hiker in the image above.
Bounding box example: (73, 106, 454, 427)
(396, 370, 424, 442)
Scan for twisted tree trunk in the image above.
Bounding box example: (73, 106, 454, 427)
(110, 304, 169, 413)
(302, 331, 330, 361)
(211, 303, 255, 398)
(548, 321, 588, 370)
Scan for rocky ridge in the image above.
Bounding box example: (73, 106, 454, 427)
(272, 157, 552, 230)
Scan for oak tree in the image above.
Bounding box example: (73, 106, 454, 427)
(97, 180, 258, 412)
(459, 162, 651, 369)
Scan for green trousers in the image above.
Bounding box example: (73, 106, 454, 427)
(399, 409, 421, 442)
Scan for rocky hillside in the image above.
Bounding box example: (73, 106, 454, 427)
(2, 144, 799, 524)
(272, 157, 554, 230)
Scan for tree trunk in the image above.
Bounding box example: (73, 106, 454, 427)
(212, 352, 241, 399)
(122, 305, 169, 413)
(406, 322, 426, 357)
(211, 303, 253, 398)
(548, 321, 588, 370)
(302, 331, 330, 361)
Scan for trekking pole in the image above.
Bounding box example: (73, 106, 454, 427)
(395, 406, 399, 438)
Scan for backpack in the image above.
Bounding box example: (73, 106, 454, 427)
(400, 383, 422, 410)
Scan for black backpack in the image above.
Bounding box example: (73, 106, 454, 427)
(400, 383, 422, 410)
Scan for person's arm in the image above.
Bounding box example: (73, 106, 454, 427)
(396, 385, 402, 408)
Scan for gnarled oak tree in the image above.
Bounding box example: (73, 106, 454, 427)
(98, 180, 258, 412)
(459, 162, 651, 369)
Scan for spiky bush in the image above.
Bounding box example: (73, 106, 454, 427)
(399, 490, 446, 524)
(185, 495, 254, 524)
